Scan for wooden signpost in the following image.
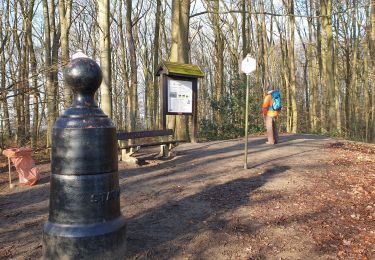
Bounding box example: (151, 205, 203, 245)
(156, 61, 204, 142)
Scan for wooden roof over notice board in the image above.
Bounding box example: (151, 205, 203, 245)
(155, 61, 204, 78)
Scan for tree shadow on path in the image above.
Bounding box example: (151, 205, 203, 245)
(125, 165, 291, 258)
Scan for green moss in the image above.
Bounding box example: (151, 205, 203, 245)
(156, 61, 204, 78)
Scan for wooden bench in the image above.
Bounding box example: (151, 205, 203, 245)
(117, 129, 181, 163)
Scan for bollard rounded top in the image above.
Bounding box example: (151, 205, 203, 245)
(64, 57, 102, 96)
(56, 56, 113, 129)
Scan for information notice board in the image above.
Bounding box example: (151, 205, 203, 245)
(167, 79, 193, 114)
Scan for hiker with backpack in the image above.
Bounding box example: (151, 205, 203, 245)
(262, 87, 281, 144)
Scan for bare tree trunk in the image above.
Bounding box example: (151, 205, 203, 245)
(152, 0, 162, 128)
(50, 0, 60, 119)
(253, 2, 264, 108)
(112, 60, 118, 127)
(249, 1, 263, 127)
(170, 0, 190, 62)
(91, 3, 98, 61)
(98, 0, 112, 118)
(24, 0, 39, 147)
(296, 17, 310, 131)
(260, 0, 268, 88)
(333, 15, 342, 134)
(371, 0, 375, 141)
(0, 52, 11, 138)
(12, 3, 24, 144)
(125, 0, 138, 131)
(42, 0, 57, 148)
(241, 0, 247, 55)
(59, 0, 72, 108)
(117, 0, 129, 131)
(350, 0, 358, 136)
(322, 0, 337, 132)
(22, 22, 30, 142)
(140, 38, 152, 129)
(247, 1, 255, 55)
(364, 32, 370, 141)
(169, 0, 190, 140)
(364, 0, 371, 142)
(274, 5, 290, 132)
(308, 0, 318, 132)
(208, 0, 224, 125)
(319, 0, 328, 133)
(315, 0, 323, 133)
(287, 0, 298, 133)
(0, 0, 11, 138)
(344, 37, 351, 135)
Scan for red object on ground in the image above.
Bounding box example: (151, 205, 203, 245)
(3, 147, 40, 186)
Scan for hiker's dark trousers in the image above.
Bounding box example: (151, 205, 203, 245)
(265, 116, 278, 144)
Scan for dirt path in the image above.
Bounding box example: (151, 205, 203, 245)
(1, 134, 374, 259)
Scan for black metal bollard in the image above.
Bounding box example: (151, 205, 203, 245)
(42, 57, 126, 259)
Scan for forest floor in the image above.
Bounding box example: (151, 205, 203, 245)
(0, 134, 375, 259)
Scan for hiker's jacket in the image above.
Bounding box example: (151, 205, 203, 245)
(262, 93, 279, 118)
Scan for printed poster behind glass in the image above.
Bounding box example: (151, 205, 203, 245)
(167, 79, 193, 114)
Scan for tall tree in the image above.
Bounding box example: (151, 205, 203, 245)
(316, 0, 324, 132)
(241, 0, 247, 55)
(206, 0, 224, 126)
(169, 0, 190, 140)
(286, 0, 298, 133)
(170, 0, 190, 62)
(22, 0, 40, 147)
(350, 0, 359, 135)
(307, 0, 319, 132)
(12, 2, 26, 144)
(59, 0, 72, 108)
(321, 0, 337, 132)
(333, 11, 342, 135)
(260, 0, 268, 89)
(152, 0, 162, 127)
(125, 0, 138, 131)
(42, 0, 59, 147)
(117, 0, 130, 131)
(0, 0, 11, 139)
(364, 1, 371, 141)
(371, 0, 375, 141)
(98, 0, 112, 118)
